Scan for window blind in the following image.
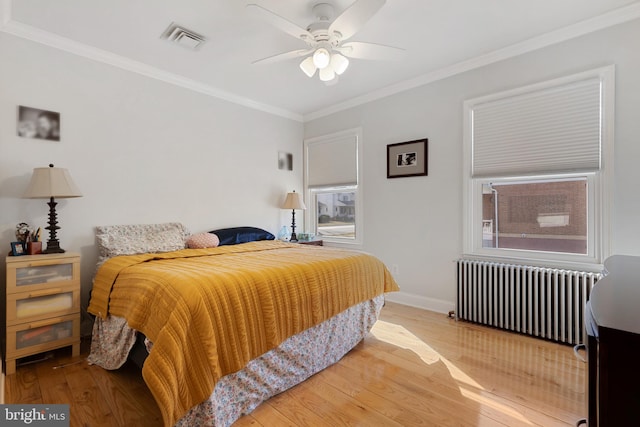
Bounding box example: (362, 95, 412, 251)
(307, 134, 358, 187)
(472, 77, 602, 177)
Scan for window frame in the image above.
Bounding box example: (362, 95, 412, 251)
(470, 173, 596, 262)
(462, 66, 614, 269)
(309, 186, 358, 242)
(304, 128, 363, 248)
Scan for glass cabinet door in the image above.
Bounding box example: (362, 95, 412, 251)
(15, 263, 74, 287)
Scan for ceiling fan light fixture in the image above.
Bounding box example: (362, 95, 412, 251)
(299, 56, 317, 77)
(330, 53, 349, 75)
(319, 66, 336, 82)
(312, 48, 331, 69)
(324, 75, 339, 86)
(250, 1, 399, 85)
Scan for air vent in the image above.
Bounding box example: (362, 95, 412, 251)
(161, 22, 206, 50)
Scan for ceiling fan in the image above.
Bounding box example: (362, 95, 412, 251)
(247, 0, 405, 83)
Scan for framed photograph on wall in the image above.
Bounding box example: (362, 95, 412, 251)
(278, 151, 293, 171)
(387, 138, 428, 178)
(17, 106, 61, 141)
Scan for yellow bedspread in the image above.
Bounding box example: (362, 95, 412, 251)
(87, 240, 399, 426)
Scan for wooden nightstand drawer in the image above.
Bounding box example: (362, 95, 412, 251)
(6, 254, 80, 294)
(6, 313, 80, 359)
(7, 285, 80, 326)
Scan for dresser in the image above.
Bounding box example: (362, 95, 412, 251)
(4, 252, 81, 375)
(586, 255, 640, 426)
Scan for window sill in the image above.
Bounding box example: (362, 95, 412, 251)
(461, 252, 604, 273)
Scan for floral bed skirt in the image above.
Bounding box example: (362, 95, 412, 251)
(88, 295, 384, 426)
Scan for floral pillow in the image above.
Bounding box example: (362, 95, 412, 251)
(96, 222, 190, 266)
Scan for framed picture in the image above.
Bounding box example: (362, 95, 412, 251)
(387, 138, 428, 178)
(10, 241, 26, 256)
(17, 105, 61, 141)
(278, 151, 293, 171)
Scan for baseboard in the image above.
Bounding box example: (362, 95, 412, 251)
(384, 291, 455, 314)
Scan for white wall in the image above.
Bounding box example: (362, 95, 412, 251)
(0, 33, 304, 326)
(3, 18, 639, 321)
(304, 19, 640, 313)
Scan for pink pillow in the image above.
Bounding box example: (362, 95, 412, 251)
(187, 233, 220, 249)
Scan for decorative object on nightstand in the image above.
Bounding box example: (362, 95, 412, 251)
(12, 223, 44, 255)
(281, 190, 306, 242)
(296, 232, 318, 243)
(10, 242, 26, 256)
(277, 225, 291, 241)
(4, 252, 81, 374)
(23, 164, 82, 254)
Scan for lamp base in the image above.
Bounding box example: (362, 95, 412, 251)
(42, 196, 66, 254)
(43, 239, 65, 254)
(290, 209, 298, 242)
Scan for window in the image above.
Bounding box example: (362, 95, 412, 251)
(313, 189, 356, 240)
(463, 66, 614, 266)
(481, 177, 589, 254)
(304, 128, 362, 246)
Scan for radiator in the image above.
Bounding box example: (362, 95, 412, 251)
(456, 259, 602, 345)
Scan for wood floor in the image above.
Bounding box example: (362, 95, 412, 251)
(4, 302, 586, 426)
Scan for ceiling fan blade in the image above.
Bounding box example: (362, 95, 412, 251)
(252, 49, 313, 65)
(338, 42, 405, 61)
(328, 0, 386, 41)
(246, 4, 313, 42)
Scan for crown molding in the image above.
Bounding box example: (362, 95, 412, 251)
(2, 1, 639, 124)
(303, 2, 640, 122)
(0, 14, 303, 122)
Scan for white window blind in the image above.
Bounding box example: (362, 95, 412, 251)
(472, 77, 602, 177)
(307, 134, 358, 187)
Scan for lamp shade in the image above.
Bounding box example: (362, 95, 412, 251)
(23, 164, 82, 199)
(300, 56, 317, 78)
(282, 191, 306, 210)
(319, 66, 336, 82)
(331, 53, 349, 75)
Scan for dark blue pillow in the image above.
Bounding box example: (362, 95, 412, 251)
(209, 226, 275, 246)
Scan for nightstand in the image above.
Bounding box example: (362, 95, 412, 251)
(296, 240, 324, 246)
(4, 252, 81, 375)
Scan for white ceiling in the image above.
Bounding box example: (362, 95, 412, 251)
(2, 0, 640, 121)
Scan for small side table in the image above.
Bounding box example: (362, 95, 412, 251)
(4, 252, 81, 374)
(296, 240, 324, 246)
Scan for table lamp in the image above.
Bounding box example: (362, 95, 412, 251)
(23, 164, 82, 254)
(282, 190, 306, 242)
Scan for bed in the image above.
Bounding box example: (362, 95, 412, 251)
(86, 223, 399, 426)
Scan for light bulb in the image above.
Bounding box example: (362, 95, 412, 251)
(312, 48, 331, 69)
(299, 56, 317, 78)
(319, 66, 336, 82)
(330, 53, 349, 75)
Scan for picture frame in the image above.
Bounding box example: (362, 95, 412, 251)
(387, 138, 428, 178)
(10, 241, 26, 256)
(278, 151, 293, 171)
(17, 105, 61, 141)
